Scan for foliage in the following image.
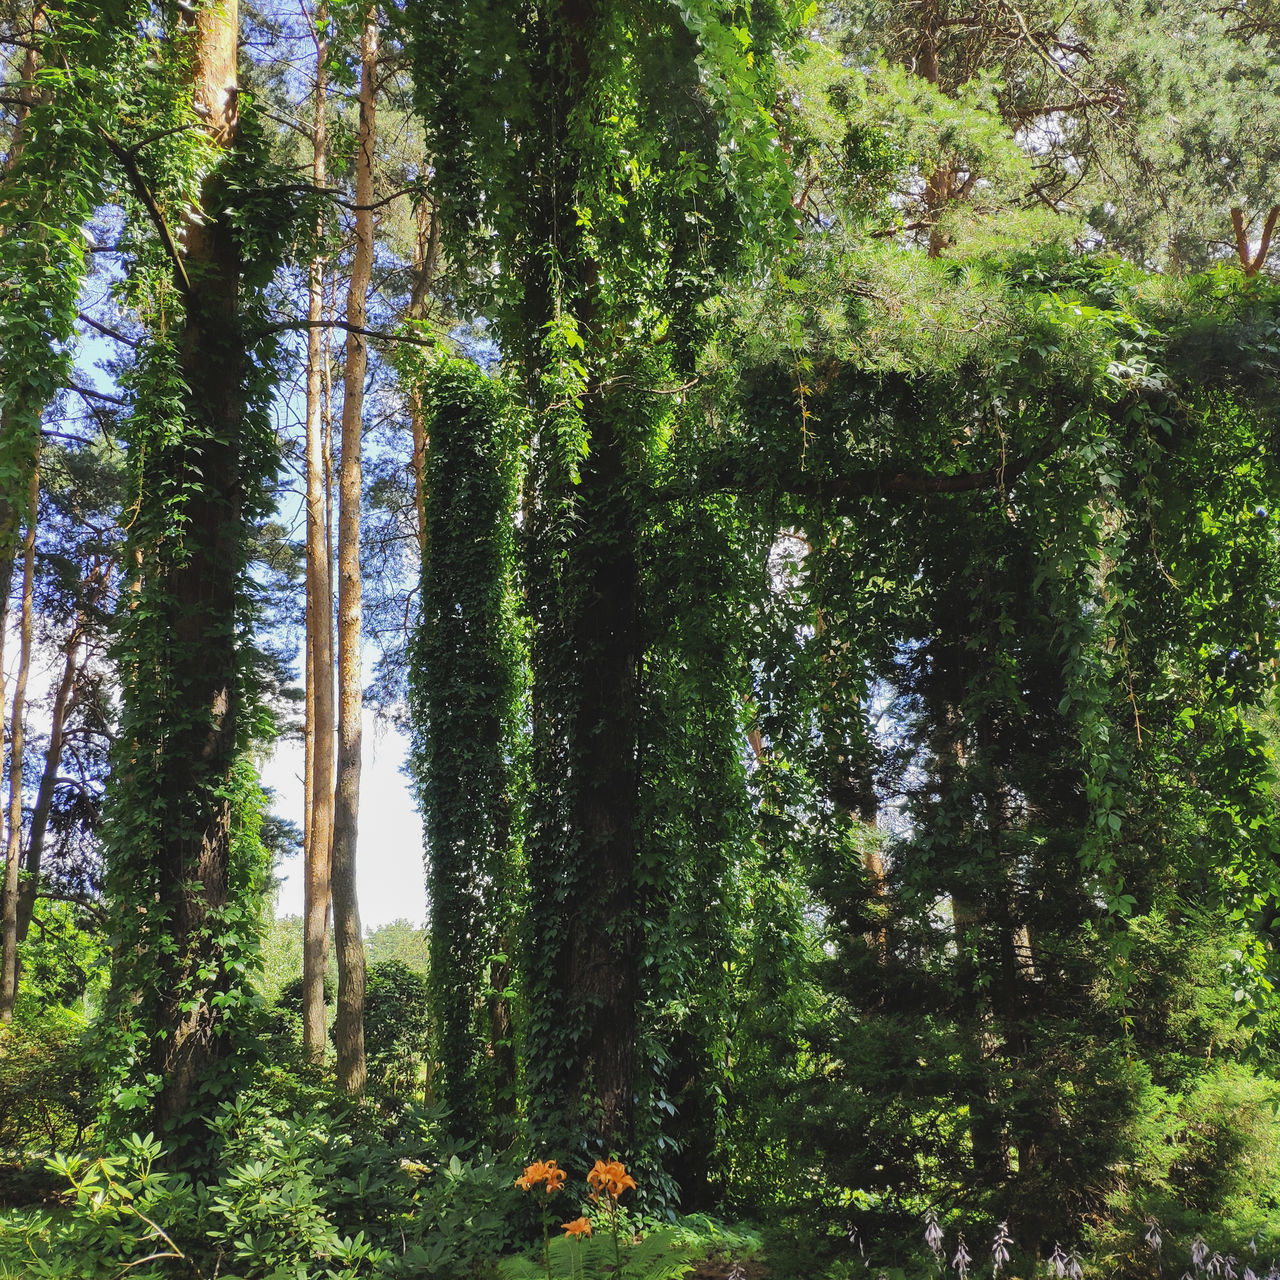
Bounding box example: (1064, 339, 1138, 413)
(363, 959, 432, 1109)
(0, 1004, 95, 1155)
(407, 354, 524, 1140)
(15, 898, 108, 1014)
(9, 0, 1280, 1268)
(499, 1228, 695, 1280)
(0, 0, 129, 568)
(724, 252, 1280, 1256)
(86, 4, 303, 1140)
(0, 1074, 528, 1280)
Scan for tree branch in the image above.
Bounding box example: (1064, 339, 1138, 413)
(96, 128, 191, 295)
(256, 317, 437, 348)
(77, 310, 138, 348)
(67, 379, 126, 406)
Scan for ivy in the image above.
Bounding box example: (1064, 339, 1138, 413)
(86, 9, 298, 1144)
(405, 0, 803, 1169)
(407, 354, 526, 1141)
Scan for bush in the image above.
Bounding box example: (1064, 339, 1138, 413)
(0, 1006, 95, 1158)
(0, 1072, 524, 1279)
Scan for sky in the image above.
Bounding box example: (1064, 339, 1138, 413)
(260, 710, 428, 930)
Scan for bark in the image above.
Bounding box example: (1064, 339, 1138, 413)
(912, 4, 955, 258)
(0, 5, 43, 778)
(523, 0, 641, 1150)
(564, 413, 641, 1144)
(0, 463, 38, 1022)
(1231, 204, 1279, 277)
(331, 4, 377, 1097)
(406, 198, 440, 554)
(0, 2, 40, 177)
(301, 0, 334, 1066)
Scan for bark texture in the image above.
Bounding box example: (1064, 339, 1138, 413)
(302, 1, 334, 1066)
(16, 612, 87, 947)
(331, 4, 378, 1097)
(140, 0, 246, 1133)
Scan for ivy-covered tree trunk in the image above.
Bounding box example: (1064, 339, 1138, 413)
(560, 412, 641, 1144)
(410, 358, 522, 1140)
(407, 0, 794, 1168)
(101, 0, 276, 1140)
(149, 0, 244, 1131)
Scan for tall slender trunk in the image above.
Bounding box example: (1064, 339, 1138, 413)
(0, 463, 38, 1021)
(331, 4, 378, 1096)
(1, 3, 41, 178)
(406, 199, 440, 553)
(16, 614, 85, 946)
(302, 0, 335, 1066)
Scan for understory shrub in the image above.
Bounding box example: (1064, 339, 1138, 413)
(0, 1070, 523, 1279)
(0, 1006, 95, 1157)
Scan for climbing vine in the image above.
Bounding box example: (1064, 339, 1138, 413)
(405, 0, 802, 1169)
(720, 250, 1280, 1244)
(90, 8, 298, 1140)
(407, 354, 525, 1140)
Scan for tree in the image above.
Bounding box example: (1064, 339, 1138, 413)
(300, 0, 335, 1069)
(408, 356, 522, 1137)
(1, 462, 38, 1021)
(406, 0, 796, 1156)
(330, 0, 377, 1098)
(100, 0, 288, 1138)
(735, 253, 1280, 1251)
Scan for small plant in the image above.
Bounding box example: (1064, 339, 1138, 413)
(503, 1158, 693, 1280)
(561, 1216, 593, 1280)
(516, 1159, 569, 1280)
(587, 1158, 638, 1271)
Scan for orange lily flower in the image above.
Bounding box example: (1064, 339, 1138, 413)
(587, 1158, 636, 1199)
(544, 1160, 566, 1194)
(561, 1216, 593, 1237)
(515, 1160, 550, 1191)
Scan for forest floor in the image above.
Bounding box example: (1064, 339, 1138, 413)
(689, 1259, 770, 1279)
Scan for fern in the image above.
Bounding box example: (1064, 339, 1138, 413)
(619, 1227, 696, 1279)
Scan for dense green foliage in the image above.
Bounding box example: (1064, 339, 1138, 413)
(408, 355, 524, 1138)
(4, 0, 1280, 1277)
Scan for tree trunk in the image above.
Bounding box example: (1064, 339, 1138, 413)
(1231, 204, 1279, 277)
(16, 615, 85, 947)
(302, 0, 334, 1067)
(406, 198, 440, 554)
(331, 4, 378, 1097)
(0, 463, 38, 1022)
(564, 414, 641, 1144)
(105, 0, 250, 1135)
(518, 0, 643, 1152)
(1, 3, 41, 178)
(0, 5, 44, 797)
